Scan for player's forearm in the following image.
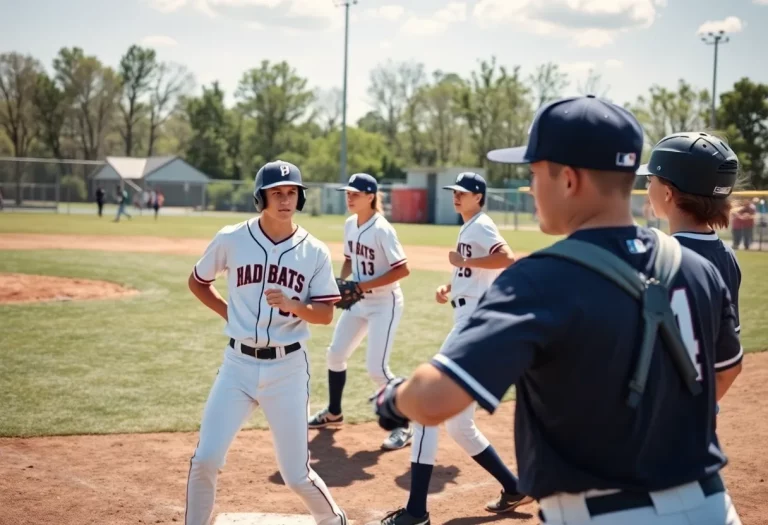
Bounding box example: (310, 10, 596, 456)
(463, 249, 515, 270)
(289, 301, 335, 325)
(188, 275, 228, 321)
(395, 363, 474, 426)
(715, 362, 742, 401)
(359, 264, 410, 292)
(340, 259, 352, 279)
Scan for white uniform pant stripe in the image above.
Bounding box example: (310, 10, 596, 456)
(411, 313, 490, 465)
(326, 290, 404, 387)
(185, 347, 344, 525)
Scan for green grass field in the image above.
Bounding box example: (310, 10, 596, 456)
(0, 212, 766, 438)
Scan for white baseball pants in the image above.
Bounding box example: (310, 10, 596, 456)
(184, 345, 346, 525)
(539, 480, 741, 524)
(411, 298, 490, 465)
(326, 288, 404, 387)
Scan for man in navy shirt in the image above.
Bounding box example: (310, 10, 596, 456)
(639, 132, 743, 402)
(373, 96, 743, 524)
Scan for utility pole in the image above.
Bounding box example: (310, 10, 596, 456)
(701, 30, 730, 129)
(335, 0, 357, 183)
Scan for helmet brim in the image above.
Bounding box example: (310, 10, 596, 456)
(260, 180, 308, 190)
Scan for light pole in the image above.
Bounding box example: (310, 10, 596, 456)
(335, 0, 357, 183)
(701, 30, 729, 129)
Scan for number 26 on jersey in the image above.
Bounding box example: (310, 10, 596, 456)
(457, 267, 472, 277)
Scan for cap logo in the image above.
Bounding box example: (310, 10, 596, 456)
(714, 186, 732, 195)
(616, 152, 636, 167)
(279, 164, 291, 176)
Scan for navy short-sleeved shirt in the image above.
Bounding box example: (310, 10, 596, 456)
(432, 226, 741, 500)
(675, 231, 743, 371)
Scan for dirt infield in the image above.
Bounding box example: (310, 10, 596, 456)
(0, 272, 137, 304)
(0, 233, 472, 274)
(1, 352, 766, 525)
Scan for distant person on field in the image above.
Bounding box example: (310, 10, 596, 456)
(95, 185, 105, 217)
(113, 184, 132, 222)
(0, 188, 4, 211)
(154, 190, 164, 220)
(730, 199, 756, 250)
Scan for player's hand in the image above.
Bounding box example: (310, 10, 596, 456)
(265, 288, 296, 313)
(435, 285, 450, 304)
(448, 251, 465, 268)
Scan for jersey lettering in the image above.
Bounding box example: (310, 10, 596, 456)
(671, 288, 702, 381)
(458, 243, 472, 257)
(235, 263, 305, 293)
(354, 242, 376, 261)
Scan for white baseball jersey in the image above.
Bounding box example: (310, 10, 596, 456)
(193, 218, 340, 347)
(451, 212, 509, 300)
(343, 213, 407, 293)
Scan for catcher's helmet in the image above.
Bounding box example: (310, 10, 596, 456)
(637, 132, 739, 198)
(253, 160, 307, 213)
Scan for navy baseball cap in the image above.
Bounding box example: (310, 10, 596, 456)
(487, 95, 644, 173)
(337, 173, 378, 193)
(443, 172, 487, 195)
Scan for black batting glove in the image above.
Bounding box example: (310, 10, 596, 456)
(371, 377, 409, 431)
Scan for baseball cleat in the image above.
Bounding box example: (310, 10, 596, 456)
(377, 508, 430, 525)
(308, 408, 344, 429)
(381, 425, 414, 450)
(485, 490, 534, 513)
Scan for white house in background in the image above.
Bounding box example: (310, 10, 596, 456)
(91, 156, 210, 207)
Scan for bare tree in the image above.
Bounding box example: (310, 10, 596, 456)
(54, 47, 122, 160)
(313, 87, 343, 135)
(367, 60, 403, 150)
(0, 52, 42, 203)
(529, 62, 569, 108)
(147, 62, 194, 156)
(119, 45, 156, 156)
(577, 69, 610, 98)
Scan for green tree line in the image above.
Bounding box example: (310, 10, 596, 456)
(1, 46, 767, 188)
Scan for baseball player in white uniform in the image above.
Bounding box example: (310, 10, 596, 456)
(185, 161, 347, 525)
(308, 173, 414, 450)
(377, 172, 532, 525)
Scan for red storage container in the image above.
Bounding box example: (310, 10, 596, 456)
(389, 188, 428, 223)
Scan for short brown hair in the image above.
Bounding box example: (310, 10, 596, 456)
(657, 178, 731, 229)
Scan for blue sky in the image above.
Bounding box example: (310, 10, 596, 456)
(2, 0, 767, 123)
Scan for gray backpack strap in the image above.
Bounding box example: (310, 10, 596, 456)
(534, 231, 701, 408)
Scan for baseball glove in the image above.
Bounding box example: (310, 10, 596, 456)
(335, 278, 364, 310)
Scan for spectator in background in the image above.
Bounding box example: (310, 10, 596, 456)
(113, 184, 132, 222)
(95, 185, 105, 217)
(0, 187, 4, 211)
(153, 190, 164, 220)
(731, 198, 756, 250)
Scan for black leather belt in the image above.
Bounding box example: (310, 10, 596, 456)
(584, 473, 725, 517)
(451, 298, 467, 308)
(229, 338, 301, 360)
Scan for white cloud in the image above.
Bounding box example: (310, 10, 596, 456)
(697, 16, 744, 35)
(140, 35, 179, 47)
(194, 0, 337, 29)
(473, 0, 667, 48)
(402, 2, 467, 36)
(146, 0, 187, 12)
(380, 40, 393, 50)
(604, 59, 624, 68)
(365, 5, 405, 21)
(559, 61, 596, 74)
(754, 0, 768, 5)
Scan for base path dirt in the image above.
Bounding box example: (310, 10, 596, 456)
(0, 233, 470, 274)
(0, 272, 137, 304)
(1, 353, 766, 525)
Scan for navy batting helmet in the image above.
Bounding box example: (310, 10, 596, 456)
(253, 160, 307, 213)
(637, 132, 739, 198)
